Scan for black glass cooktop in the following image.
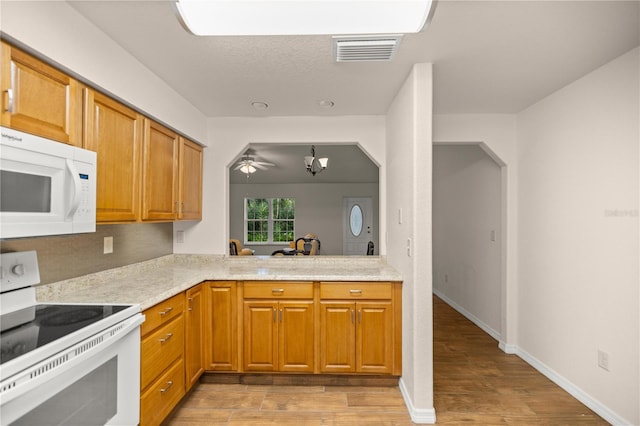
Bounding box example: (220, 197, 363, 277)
(0, 304, 129, 365)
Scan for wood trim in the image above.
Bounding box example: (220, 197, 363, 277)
(393, 281, 402, 376)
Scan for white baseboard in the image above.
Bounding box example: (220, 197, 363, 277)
(498, 341, 517, 354)
(398, 377, 437, 424)
(515, 347, 631, 426)
(433, 288, 502, 342)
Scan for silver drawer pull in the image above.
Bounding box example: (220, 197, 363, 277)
(272, 288, 285, 294)
(159, 333, 173, 343)
(160, 380, 174, 394)
(159, 307, 174, 316)
(349, 289, 363, 295)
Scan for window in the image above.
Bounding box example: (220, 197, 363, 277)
(245, 198, 295, 244)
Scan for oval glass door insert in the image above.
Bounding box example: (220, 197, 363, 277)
(350, 204, 363, 237)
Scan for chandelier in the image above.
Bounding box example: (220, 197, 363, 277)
(304, 145, 329, 176)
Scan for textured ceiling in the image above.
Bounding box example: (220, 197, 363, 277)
(65, 0, 639, 184)
(68, 1, 640, 117)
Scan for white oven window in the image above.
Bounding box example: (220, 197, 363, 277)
(13, 357, 118, 426)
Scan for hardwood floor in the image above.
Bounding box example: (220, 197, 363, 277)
(432, 295, 607, 425)
(165, 296, 607, 425)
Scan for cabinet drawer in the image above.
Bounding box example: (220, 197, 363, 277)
(244, 282, 313, 299)
(141, 315, 184, 390)
(141, 292, 185, 336)
(320, 282, 392, 300)
(140, 358, 185, 426)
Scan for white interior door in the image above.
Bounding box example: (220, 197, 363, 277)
(343, 197, 373, 255)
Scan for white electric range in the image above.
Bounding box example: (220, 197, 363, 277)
(0, 251, 144, 425)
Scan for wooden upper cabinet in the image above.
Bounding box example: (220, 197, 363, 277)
(178, 137, 203, 220)
(142, 119, 179, 221)
(83, 88, 143, 222)
(1, 41, 81, 145)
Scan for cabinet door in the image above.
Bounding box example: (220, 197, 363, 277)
(185, 284, 204, 391)
(178, 137, 203, 220)
(243, 301, 278, 371)
(278, 301, 314, 372)
(356, 302, 393, 374)
(204, 281, 237, 371)
(142, 119, 178, 220)
(1, 42, 81, 145)
(320, 302, 355, 373)
(84, 89, 142, 222)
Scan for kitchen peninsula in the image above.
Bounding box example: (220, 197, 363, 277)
(36, 255, 403, 426)
(36, 255, 402, 309)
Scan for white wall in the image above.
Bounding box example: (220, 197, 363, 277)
(433, 145, 502, 337)
(433, 114, 518, 348)
(0, 1, 207, 143)
(386, 63, 434, 423)
(175, 116, 386, 254)
(517, 48, 639, 425)
(229, 182, 379, 255)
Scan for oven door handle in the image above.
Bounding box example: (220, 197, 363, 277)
(0, 313, 144, 406)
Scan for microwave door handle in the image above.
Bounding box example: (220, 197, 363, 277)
(65, 159, 82, 219)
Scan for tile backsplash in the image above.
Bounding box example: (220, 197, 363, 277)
(0, 223, 173, 285)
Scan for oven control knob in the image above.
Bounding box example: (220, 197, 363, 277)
(12, 264, 25, 276)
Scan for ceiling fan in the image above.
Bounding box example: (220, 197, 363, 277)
(234, 150, 275, 174)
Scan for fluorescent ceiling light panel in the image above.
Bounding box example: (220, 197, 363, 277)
(176, 0, 434, 36)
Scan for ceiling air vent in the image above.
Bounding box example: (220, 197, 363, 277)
(333, 35, 403, 62)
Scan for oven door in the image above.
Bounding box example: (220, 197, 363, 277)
(0, 314, 144, 426)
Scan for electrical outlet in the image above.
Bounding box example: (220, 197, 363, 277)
(597, 350, 610, 371)
(176, 230, 184, 244)
(103, 236, 113, 254)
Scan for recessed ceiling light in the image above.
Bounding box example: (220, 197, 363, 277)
(318, 100, 335, 108)
(251, 101, 269, 110)
(175, 0, 434, 36)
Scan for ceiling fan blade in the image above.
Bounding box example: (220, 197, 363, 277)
(254, 161, 275, 167)
(253, 163, 268, 170)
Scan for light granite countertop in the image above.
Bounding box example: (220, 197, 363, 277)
(36, 255, 403, 311)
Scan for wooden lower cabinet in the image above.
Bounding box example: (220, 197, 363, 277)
(185, 284, 205, 391)
(320, 301, 393, 374)
(140, 358, 185, 426)
(138, 280, 401, 423)
(319, 282, 400, 375)
(140, 293, 185, 426)
(204, 281, 238, 371)
(243, 300, 314, 372)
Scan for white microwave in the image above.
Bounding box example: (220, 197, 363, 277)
(0, 127, 97, 239)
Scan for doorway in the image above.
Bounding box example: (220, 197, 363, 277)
(432, 143, 504, 340)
